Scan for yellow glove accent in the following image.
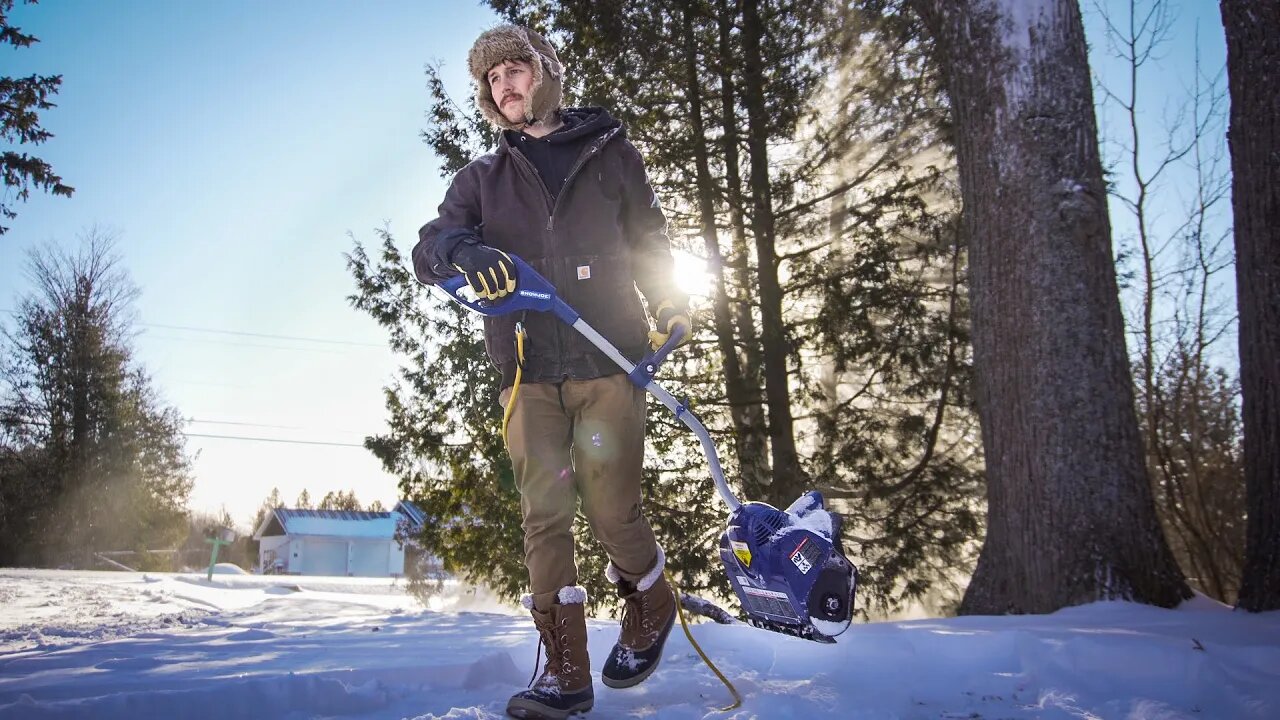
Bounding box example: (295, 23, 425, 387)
(454, 250, 517, 301)
(648, 299, 691, 351)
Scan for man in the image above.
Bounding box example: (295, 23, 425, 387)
(412, 24, 691, 720)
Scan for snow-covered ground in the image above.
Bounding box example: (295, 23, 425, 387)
(0, 569, 1276, 719)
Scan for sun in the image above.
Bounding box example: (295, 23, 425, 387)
(671, 249, 712, 298)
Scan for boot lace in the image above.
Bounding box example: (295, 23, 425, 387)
(621, 590, 655, 646)
(527, 615, 573, 689)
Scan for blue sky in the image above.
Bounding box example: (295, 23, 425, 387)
(1083, 0, 1235, 366)
(2, 0, 502, 527)
(2, 1, 1231, 530)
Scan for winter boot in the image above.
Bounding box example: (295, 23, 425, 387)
(506, 586, 594, 720)
(601, 547, 677, 689)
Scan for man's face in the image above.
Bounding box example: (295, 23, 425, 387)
(487, 59, 536, 125)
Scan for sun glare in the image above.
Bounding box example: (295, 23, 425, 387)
(672, 249, 712, 298)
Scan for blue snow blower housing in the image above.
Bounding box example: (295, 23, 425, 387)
(719, 491, 858, 641)
(438, 254, 858, 643)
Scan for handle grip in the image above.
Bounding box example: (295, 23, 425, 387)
(651, 323, 687, 368)
(438, 255, 578, 325)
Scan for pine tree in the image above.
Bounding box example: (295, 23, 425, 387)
(0, 0, 73, 234)
(0, 232, 192, 566)
(249, 487, 283, 532)
(347, 233, 531, 603)
(318, 489, 362, 511)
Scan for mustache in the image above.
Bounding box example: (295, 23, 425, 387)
(499, 93, 524, 107)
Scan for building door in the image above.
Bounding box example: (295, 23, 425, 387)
(302, 540, 347, 576)
(348, 541, 390, 577)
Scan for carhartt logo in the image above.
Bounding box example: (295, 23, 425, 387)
(577, 265, 591, 280)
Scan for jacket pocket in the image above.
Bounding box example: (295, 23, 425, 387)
(559, 253, 648, 354)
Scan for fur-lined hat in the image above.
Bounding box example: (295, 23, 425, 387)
(467, 25, 564, 131)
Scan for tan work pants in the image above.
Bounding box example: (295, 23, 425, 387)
(501, 374, 659, 611)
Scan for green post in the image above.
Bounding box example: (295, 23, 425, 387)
(205, 528, 234, 581)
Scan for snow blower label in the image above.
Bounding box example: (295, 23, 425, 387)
(739, 583, 800, 620)
(790, 537, 820, 574)
(731, 540, 752, 567)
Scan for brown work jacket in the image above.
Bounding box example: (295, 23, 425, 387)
(413, 108, 682, 389)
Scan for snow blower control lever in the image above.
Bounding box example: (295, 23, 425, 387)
(438, 252, 858, 643)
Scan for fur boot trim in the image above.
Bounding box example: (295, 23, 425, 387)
(558, 585, 587, 605)
(467, 25, 563, 131)
(521, 585, 587, 610)
(605, 545, 665, 592)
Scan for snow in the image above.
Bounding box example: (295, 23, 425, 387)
(2, 569, 1278, 719)
(782, 492, 834, 538)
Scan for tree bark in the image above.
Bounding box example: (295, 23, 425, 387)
(714, 0, 772, 495)
(680, 3, 771, 496)
(912, 0, 1189, 614)
(1221, 0, 1280, 613)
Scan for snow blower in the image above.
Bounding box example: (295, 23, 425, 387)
(439, 253, 858, 643)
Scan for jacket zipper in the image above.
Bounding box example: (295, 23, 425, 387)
(549, 126, 620, 233)
(504, 126, 621, 379)
(506, 148, 566, 376)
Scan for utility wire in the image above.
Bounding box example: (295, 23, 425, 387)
(187, 418, 371, 435)
(187, 418, 307, 431)
(184, 433, 368, 448)
(139, 322, 386, 348)
(0, 309, 386, 349)
(8, 420, 370, 447)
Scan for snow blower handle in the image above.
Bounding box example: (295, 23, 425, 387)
(436, 253, 741, 511)
(439, 254, 684, 384)
(439, 256, 580, 326)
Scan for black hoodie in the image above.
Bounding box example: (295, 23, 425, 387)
(503, 107, 616, 199)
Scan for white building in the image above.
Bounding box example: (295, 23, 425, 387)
(253, 503, 422, 577)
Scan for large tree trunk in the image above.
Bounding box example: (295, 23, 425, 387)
(1221, 0, 1280, 613)
(681, 2, 771, 496)
(739, 0, 807, 500)
(912, 0, 1189, 614)
(715, 0, 772, 496)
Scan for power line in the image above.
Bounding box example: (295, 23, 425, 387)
(188, 418, 306, 431)
(138, 321, 386, 348)
(4, 420, 369, 447)
(0, 309, 387, 349)
(188, 418, 370, 435)
(184, 433, 368, 448)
